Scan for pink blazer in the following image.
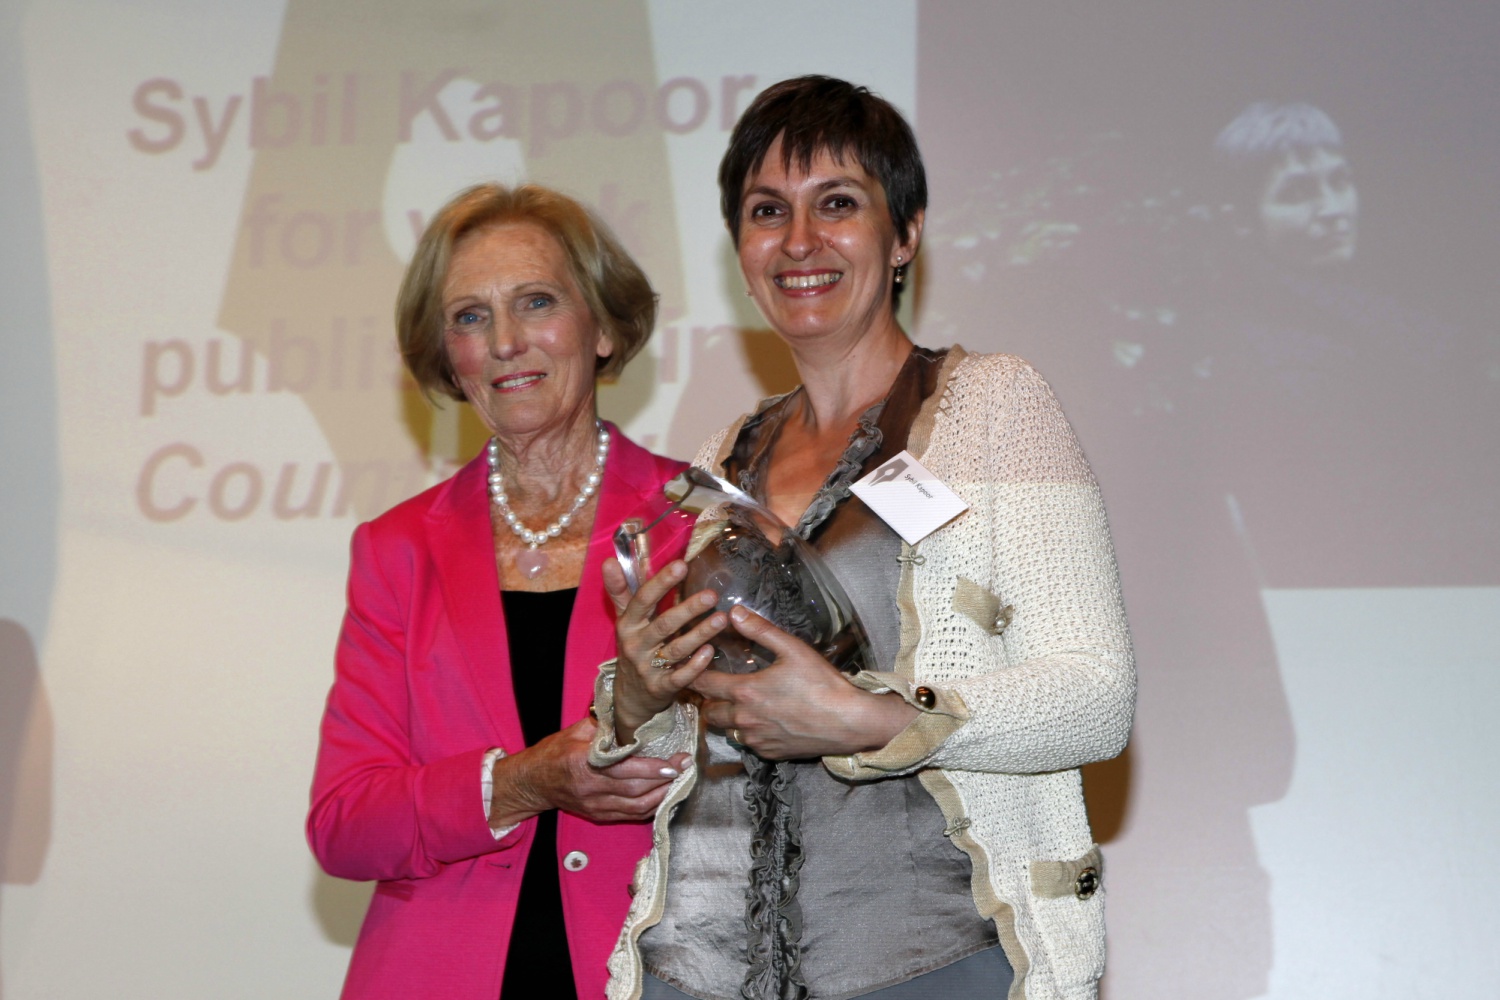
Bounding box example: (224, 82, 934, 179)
(308, 425, 686, 1000)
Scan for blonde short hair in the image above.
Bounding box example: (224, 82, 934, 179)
(396, 183, 658, 400)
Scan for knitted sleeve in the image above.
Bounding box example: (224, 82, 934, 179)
(828, 354, 1135, 778)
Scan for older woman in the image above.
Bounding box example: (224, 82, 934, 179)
(309, 183, 689, 1000)
(595, 77, 1135, 1000)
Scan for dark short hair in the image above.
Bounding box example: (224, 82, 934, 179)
(396, 183, 657, 401)
(718, 76, 927, 306)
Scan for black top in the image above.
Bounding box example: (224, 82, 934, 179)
(498, 587, 578, 1000)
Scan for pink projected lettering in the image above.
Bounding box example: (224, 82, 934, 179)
(240, 195, 384, 269)
(134, 441, 423, 524)
(139, 323, 402, 418)
(125, 71, 756, 169)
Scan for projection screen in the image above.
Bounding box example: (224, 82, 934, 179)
(2, 2, 1496, 997)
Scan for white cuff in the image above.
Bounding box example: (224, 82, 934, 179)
(481, 747, 519, 840)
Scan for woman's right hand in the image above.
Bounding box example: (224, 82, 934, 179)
(602, 557, 727, 742)
(490, 717, 692, 827)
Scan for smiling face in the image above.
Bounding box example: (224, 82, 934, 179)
(736, 139, 920, 351)
(441, 222, 612, 444)
(1259, 145, 1358, 267)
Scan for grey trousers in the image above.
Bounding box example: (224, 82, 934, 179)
(640, 944, 1015, 1000)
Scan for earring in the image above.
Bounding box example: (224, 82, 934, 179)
(894, 255, 907, 285)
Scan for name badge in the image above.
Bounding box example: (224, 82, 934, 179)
(849, 450, 969, 545)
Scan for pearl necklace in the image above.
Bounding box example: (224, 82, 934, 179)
(486, 421, 610, 579)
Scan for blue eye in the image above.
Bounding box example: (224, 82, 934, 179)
(524, 294, 552, 310)
(455, 310, 481, 325)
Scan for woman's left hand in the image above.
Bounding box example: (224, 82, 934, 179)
(688, 605, 918, 760)
(603, 557, 726, 743)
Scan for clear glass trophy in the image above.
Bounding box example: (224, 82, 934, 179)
(613, 468, 871, 675)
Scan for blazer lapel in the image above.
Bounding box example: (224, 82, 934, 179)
(427, 430, 683, 743)
(425, 454, 526, 752)
(562, 425, 682, 725)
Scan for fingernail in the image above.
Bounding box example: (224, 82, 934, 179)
(710, 613, 727, 628)
(730, 605, 748, 622)
(658, 767, 679, 778)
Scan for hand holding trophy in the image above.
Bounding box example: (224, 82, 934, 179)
(613, 467, 872, 678)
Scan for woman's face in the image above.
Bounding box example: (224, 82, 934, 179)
(441, 221, 612, 442)
(1258, 145, 1358, 267)
(737, 139, 919, 349)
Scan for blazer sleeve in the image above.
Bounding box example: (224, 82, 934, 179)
(307, 522, 519, 882)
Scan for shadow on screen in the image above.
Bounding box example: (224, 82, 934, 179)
(1, 620, 54, 1000)
(1081, 744, 1132, 844)
(309, 865, 375, 948)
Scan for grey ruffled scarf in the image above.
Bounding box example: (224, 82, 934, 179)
(729, 398, 885, 1000)
(721, 346, 944, 1000)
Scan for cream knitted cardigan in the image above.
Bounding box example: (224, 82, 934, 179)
(591, 348, 1135, 1000)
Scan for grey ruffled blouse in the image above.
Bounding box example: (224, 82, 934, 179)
(640, 348, 1006, 1000)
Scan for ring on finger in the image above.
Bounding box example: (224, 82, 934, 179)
(648, 645, 677, 671)
(729, 728, 743, 746)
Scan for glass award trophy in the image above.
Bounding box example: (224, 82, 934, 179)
(613, 468, 871, 675)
